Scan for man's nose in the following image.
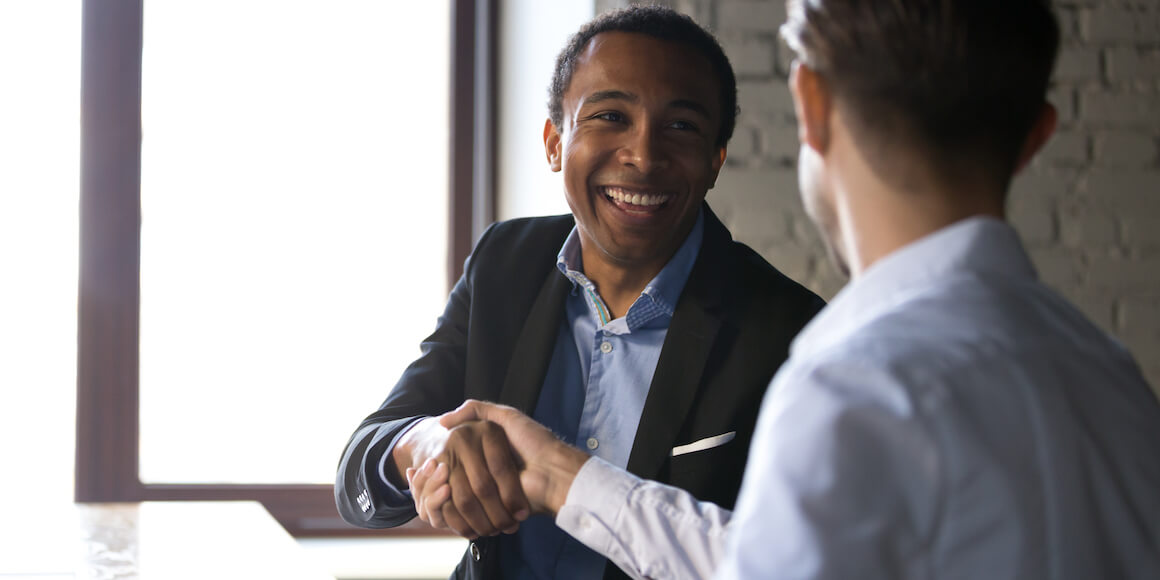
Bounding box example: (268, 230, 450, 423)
(617, 124, 670, 174)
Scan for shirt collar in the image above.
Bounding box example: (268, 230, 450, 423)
(791, 216, 1037, 359)
(556, 209, 705, 326)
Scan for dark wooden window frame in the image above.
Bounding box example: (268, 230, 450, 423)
(75, 0, 497, 537)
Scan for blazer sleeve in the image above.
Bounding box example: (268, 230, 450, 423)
(334, 227, 492, 529)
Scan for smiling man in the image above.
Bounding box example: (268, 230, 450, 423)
(546, 29, 727, 320)
(334, 6, 824, 580)
(415, 1, 1160, 579)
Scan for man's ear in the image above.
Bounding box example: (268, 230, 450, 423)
(789, 62, 832, 155)
(543, 118, 562, 172)
(707, 146, 727, 189)
(1013, 103, 1058, 175)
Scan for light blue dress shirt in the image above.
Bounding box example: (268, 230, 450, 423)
(499, 210, 704, 579)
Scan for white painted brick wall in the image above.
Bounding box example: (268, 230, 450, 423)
(596, 0, 1160, 391)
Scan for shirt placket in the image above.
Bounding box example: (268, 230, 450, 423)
(574, 275, 612, 459)
(575, 288, 669, 465)
(577, 329, 610, 456)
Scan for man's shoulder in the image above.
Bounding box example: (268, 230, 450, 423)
(698, 208, 824, 310)
(483, 214, 575, 243)
(725, 239, 807, 286)
(711, 236, 826, 313)
(466, 214, 574, 276)
(789, 274, 1142, 402)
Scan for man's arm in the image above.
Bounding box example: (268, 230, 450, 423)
(429, 400, 734, 579)
(335, 228, 529, 535)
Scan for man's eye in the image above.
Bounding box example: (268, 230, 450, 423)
(594, 111, 625, 123)
(669, 120, 698, 131)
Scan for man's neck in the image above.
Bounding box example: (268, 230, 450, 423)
(578, 249, 667, 320)
(825, 113, 1014, 279)
(835, 166, 1005, 279)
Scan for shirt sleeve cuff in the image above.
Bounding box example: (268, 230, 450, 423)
(373, 417, 428, 509)
(555, 456, 641, 555)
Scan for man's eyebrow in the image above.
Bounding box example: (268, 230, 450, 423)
(669, 99, 712, 119)
(583, 90, 638, 105)
(580, 91, 713, 119)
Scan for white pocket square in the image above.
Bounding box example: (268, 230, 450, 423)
(671, 431, 736, 457)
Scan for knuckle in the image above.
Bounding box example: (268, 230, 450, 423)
(442, 510, 467, 533)
(471, 480, 498, 500)
(489, 461, 516, 479)
(451, 491, 479, 515)
(502, 496, 526, 512)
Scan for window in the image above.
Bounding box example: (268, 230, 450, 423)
(76, 0, 496, 536)
(136, 1, 450, 487)
(0, 2, 81, 549)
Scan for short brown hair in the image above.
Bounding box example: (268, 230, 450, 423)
(781, 0, 1059, 189)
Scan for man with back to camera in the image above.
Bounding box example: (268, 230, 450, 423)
(333, 6, 825, 579)
(414, 0, 1160, 578)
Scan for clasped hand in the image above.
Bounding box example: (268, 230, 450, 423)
(403, 400, 590, 539)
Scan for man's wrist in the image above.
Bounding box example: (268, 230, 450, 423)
(390, 417, 442, 488)
(540, 443, 591, 516)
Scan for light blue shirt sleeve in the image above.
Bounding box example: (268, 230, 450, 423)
(556, 456, 733, 580)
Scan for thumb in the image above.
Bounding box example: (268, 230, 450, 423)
(439, 399, 489, 428)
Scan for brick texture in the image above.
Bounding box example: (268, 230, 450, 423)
(597, 0, 1160, 392)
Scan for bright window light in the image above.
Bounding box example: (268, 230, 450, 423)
(0, 1, 81, 564)
(138, 1, 451, 484)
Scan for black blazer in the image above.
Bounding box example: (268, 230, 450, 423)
(336, 205, 824, 579)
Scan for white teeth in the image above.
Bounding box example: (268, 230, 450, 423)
(603, 187, 669, 207)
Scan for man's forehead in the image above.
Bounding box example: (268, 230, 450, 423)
(573, 31, 680, 70)
(565, 31, 719, 109)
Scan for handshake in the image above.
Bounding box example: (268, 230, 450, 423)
(394, 400, 592, 539)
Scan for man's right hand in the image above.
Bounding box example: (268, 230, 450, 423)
(392, 416, 530, 539)
(438, 400, 591, 517)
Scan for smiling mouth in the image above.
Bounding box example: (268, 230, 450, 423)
(600, 186, 674, 212)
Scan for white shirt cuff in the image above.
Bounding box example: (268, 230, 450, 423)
(556, 456, 641, 559)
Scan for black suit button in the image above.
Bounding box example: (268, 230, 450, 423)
(470, 541, 481, 562)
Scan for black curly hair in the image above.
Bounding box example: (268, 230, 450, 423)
(547, 4, 738, 149)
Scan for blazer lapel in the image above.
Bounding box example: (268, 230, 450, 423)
(497, 269, 571, 414)
(625, 206, 729, 480)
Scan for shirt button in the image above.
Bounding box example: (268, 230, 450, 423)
(599, 341, 613, 354)
(470, 542, 481, 561)
(586, 437, 599, 450)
